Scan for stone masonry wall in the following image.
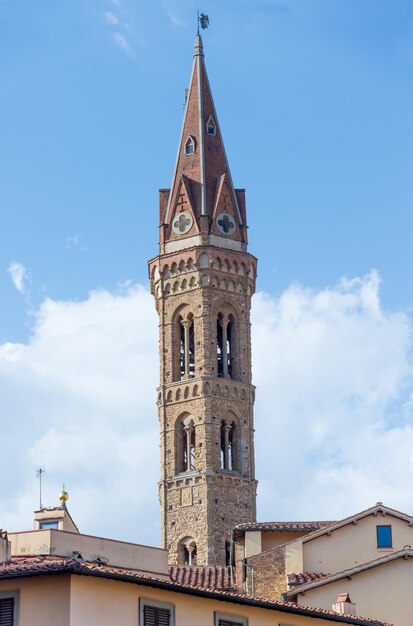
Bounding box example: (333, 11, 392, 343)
(150, 245, 258, 566)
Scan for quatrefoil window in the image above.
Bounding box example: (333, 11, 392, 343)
(172, 211, 193, 235)
(216, 212, 236, 236)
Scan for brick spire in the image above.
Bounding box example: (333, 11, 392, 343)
(159, 35, 248, 253)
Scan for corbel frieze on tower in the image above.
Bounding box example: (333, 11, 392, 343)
(149, 34, 258, 567)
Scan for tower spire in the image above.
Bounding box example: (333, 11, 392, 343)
(159, 36, 247, 255)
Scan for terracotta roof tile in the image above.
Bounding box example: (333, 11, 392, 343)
(288, 572, 329, 586)
(0, 556, 392, 626)
(169, 565, 234, 590)
(234, 521, 335, 532)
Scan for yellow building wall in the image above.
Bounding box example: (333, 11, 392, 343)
(0, 575, 70, 626)
(303, 514, 413, 573)
(297, 557, 411, 626)
(69, 575, 355, 626)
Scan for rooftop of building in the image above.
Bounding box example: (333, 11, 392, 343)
(234, 520, 336, 533)
(0, 555, 392, 626)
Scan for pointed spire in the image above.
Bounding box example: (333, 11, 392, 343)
(159, 35, 247, 253)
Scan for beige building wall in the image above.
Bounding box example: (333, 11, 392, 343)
(0, 575, 70, 626)
(296, 557, 412, 626)
(261, 531, 308, 552)
(303, 514, 413, 573)
(9, 529, 169, 578)
(69, 575, 360, 626)
(0, 573, 376, 626)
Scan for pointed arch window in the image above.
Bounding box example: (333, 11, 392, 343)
(217, 313, 233, 378)
(177, 415, 196, 473)
(206, 115, 216, 136)
(179, 314, 195, 379)
(178, 538, 197, 565)
(220, 420, 236, 471)
(184, 135, 195, 155)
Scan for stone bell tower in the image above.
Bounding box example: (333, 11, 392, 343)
(148, 34, 257, 566)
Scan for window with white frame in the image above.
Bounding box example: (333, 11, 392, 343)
(215, 612, 248, 626)
(140, 598, 174, 626)
(0, 592, 18, 626)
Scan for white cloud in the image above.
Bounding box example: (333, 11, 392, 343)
(103, 11, 118, 25)
(112, 32, 130, 52)
(7, 261, 28, 294)
(0, 272, 412, 546)
(66, 234, 87, 253)
(252, 271, 413, 520)
(163, 0, 186, 27)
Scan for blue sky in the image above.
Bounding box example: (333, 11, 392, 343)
(1, 1, 413, 542)
(1, 0, 412, 342)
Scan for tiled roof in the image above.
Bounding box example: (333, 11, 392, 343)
(288, 572, 329, 586)
(169, 565, 234, 590)
(234, 521, 335, 532)
(0, 556, 392, 626)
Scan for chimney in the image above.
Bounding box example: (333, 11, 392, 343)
(0, 530, 11, 564)
(332, 593, 356, 615)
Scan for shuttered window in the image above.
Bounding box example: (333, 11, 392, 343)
(0, 597, 14, 626)
(219, 621, 244, 626)
(143, 604, 171, 626)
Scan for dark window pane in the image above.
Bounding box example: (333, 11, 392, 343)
(377, 525, 392, 548)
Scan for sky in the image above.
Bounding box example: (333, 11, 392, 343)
(0, 0, 413, 546)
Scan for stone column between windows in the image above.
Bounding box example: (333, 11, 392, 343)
(182, 319, 192, 379)
(223, 423, 231, 469)
(219, 317, 229, 378)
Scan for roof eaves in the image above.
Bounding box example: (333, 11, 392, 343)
(285, 549, 413, 598)
(0, 558, 391, 626)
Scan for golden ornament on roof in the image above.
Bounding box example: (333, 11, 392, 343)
(59, 486, 69, 505)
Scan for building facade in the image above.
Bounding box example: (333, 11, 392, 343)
(149, 35, 257, 566)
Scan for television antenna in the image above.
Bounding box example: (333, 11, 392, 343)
(36, 468, 45, 509)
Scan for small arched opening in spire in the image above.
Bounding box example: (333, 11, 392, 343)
(184, 135, 196, 155)
(206, 115, 216, 136)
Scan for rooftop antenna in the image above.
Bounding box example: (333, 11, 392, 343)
(36, 468, 45, 509)
(197, 10, 209, 34)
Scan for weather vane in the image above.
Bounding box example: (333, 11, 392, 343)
(197, 11, 209, 34)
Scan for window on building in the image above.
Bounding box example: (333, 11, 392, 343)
(184, 136, 195, 155)
(182, 419, 196, 472)
(225, 540, 234, 567)
(217, 313, 233, 378)
(140, 599, 174, 626)
(176, 415, 196, 474)
(377, 525, 392, 548)
(39, 521, 59, 529)
(206, 116, 216, 135)
(178, 537, 197, 565)
(220, 420, 237, 471)
(215, 613, 248, 626)
(178, 315, 195, 380)
(0, 594, 17, 626)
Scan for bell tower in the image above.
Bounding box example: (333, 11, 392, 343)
(149, 35, 257, 566)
